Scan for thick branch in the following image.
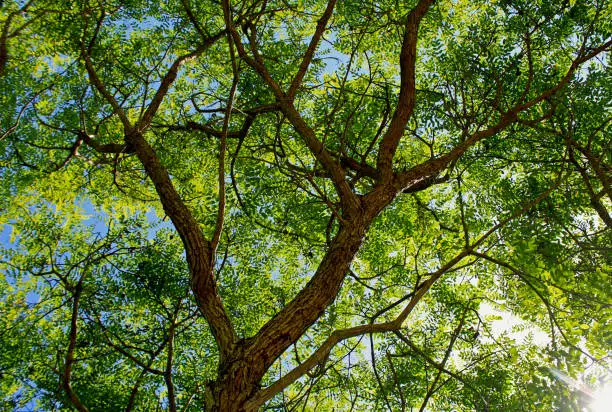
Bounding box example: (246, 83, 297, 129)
(239, 161, 555, 405)
(339, 155, 381, 180)
(280, 105, 361, 216)
(376, 0, 436, 179)
(78, 131, 130, 154)
(393, 111, 518, 193)
(246, 304, 410, 409)
(81, 12, 237, 360)
(244, 221, 369, 379)
(126, 130, 237, 360)
(249, 179, 562, 406)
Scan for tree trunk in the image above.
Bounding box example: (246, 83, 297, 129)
(205, 349, 263, 412)
(204, 192, 398, 411)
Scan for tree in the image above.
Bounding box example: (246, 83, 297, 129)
(0, 0, 610, 410)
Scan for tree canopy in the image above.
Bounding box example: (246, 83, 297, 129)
(1, 0, 610, 410)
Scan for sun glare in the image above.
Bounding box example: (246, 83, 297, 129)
(589, 385, 612, 412)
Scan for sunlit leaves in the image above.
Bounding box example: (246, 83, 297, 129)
(1, 0, 610, 409)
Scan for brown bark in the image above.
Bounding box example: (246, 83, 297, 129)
(200, 1, 437, 408)
(126, 129, 237, 360)
(204, 211, 385, 410)
(62, 281, 88, 412)
(376, 0, 436, 180)
(0, 39, 6, 77)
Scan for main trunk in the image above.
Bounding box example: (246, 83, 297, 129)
(205, 190, 398, 411)
(206, 352, 262, 412)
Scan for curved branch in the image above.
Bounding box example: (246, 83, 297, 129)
(80, 11, 131, 130)
(135, 30, 226, 132)
(376, 0, 436, 180)
(126, 129, 237, 360)
(80, 7, 237, 360)
(392, 37, 612, 194)
(246, 311, 408, 409)
(212, 10, 240, 252)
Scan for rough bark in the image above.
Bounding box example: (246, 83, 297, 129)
(126, 130, 237, 361)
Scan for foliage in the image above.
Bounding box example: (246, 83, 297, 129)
(0, 0, 610, 410)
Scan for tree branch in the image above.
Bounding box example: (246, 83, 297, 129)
(80, 11, 132, 130)
(212, 9, 240, 252)
(79, 7, 238, 360)
(223, 0, 360, 216)
(135, 30, 226, 132)
(61, 276, 89, 412)
(247, 178, 562, 406)
(125, 129, 237, 360)
(164, 323, 177, 412)
(287, 0, 336, 100)
(376, 0, 436, 180)
(391, 36, 611, 194)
